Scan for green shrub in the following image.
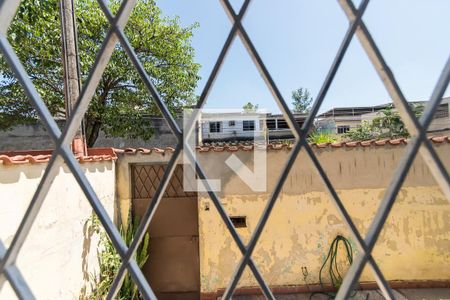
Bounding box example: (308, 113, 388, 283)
(343, 121, 376, 141)
(85, 214, 149, 300)
(307, 131, 338, 144)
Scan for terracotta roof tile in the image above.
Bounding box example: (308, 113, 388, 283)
(268, 143, 285, 150)
(153, 148, 167, 154)
(330, 142, 344, 148)
(124, 148, 137, 154)
(196, 146, 211, 152)
(360, 140, 374, 147)
(430, 136, 447, 143)
(4, 136, 447, 165)
(315, 142, 330, 148)
(0, 148, 117, 165)
(388, 138, 406, 145)
(374, 139, 389, 146)
(344, 141, 359, 147)
(112, 136, 449, 154)
(212, 146, 225, 152)
(226, 145, 239, 152)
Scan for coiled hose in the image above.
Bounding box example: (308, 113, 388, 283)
(310, 235, 357, 299)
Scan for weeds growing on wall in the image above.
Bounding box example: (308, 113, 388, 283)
(307, 131, 338, 144)
(85, 214, 149, 300)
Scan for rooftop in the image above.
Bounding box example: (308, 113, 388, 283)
(317, 98, 450, 118)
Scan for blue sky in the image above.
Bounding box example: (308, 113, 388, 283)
(156, 0, 450, 113)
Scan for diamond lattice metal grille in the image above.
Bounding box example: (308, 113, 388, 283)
(0, 0, 449, 300)
(132, 164, 196, 199)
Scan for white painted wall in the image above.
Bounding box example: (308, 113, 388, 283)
(201, 118, 264, 141)
(0, 161, 115, 299)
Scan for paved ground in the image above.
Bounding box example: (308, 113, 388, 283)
(230, 289, 450, 300)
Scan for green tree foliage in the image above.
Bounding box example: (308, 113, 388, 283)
(291, 87, 313, 113)
(344, 104, 424, 141)
(342, 121, 376, 141)
(371, 104, 423, 138)
(0, 0, 200, 146)
(242, 102, 259, 112)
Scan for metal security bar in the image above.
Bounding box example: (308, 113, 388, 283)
(0, 1, 449, 300)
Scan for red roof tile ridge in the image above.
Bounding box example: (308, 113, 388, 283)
(344, 141, 360, 147)
(136, 148, 152, 154)
(360, 140, 375, 147)
(0, 148, 117, 165)
(388, 138, 406, 145)
(153, 148, 166, 154)
(430, 136, 447, 143)
(374, 139, 389, 146)
(314, 142, 330, 148)
(330, 141, 344, 148)
(107, 135, 449, 155)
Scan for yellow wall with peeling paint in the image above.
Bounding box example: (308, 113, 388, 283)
(113, 144, 450, 294)
(197, 144, 450, 293)
(199, 187, 450, 292)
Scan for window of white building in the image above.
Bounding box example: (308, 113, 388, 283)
(243, 120, 255, 131)
(209, 121, 222, 133)
(337, 125, 350, 134)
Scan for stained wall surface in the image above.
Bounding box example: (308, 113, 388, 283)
(112, 143, 450, 294)
(196, 143, 450, 293)
(0, 161, 115, 299)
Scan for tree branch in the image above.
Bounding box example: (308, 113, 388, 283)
(30, 75, 64, 96)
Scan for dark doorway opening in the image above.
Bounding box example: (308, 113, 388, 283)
(131, 164, 199, 300)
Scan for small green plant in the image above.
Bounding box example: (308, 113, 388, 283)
(242, 102, 259, 112)
(307, 131, 338, 144)
(85, 214, 149, 300)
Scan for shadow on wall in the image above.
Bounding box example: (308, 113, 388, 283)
(0, 164, 45, 183)
(0, 162, 112, 184)
(79, 215, 97, 299)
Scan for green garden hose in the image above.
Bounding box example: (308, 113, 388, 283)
(310, 235, 357, 300)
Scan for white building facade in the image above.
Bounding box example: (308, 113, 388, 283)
(200, 112, 266, 143)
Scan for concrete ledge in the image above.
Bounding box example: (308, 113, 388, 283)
(200, 280, 450, 300)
